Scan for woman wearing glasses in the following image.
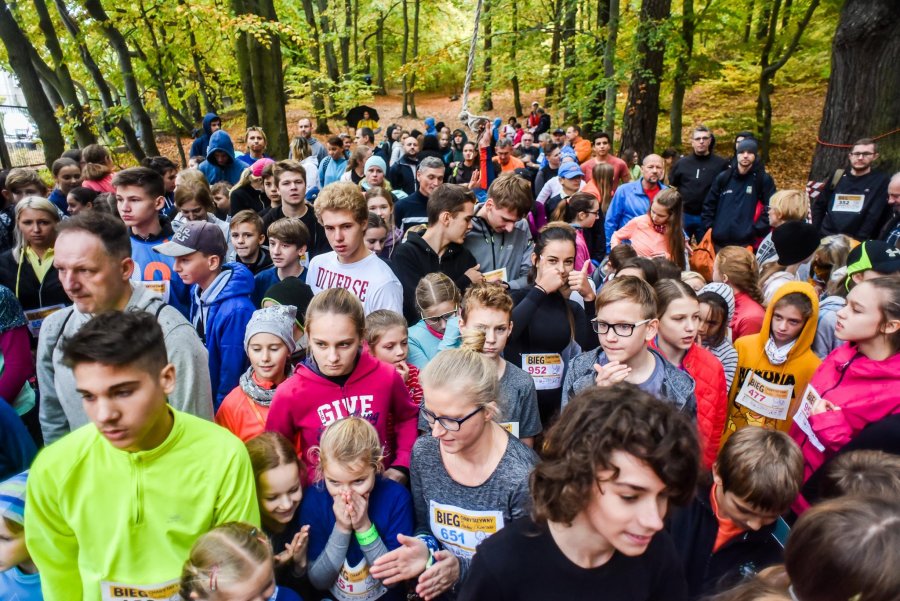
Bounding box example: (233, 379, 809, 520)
(408, 272, 463, 369)
(506, 224, 597, 426)
(370, 341, 537, 600)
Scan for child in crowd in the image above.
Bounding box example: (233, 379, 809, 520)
(230, 159, 272, 216)
(210, 181, 232, 220)
(407, 272, 461, 369)
(550, 192, 599, 274)
(48, 157, 81, 214)
(230, 209, 273, 275)
(562, 276, 697, 417)
(756, 189, 810, 266)
(307, 183, 403, 315)
(615, 256, 659, 284)
(364, 212, 389, 256)
(668, 427, 803, 599)
(0, 471, 40, 600)
(713, 246, 766, 339)
(262, 161, 281, 210)
(819, 449, 900, 501)
(319, 136, 348, 188)
(610, 188, 687, 269)
(460, 384, 698, 600)
(725, 282, 820, 440)
(599, 243, 637, 284)
(366, 309, 423, 405)
(652, 279, 728, 467)
(246, 432, 309, 589)
(544, 161, 585, 219)
(265, 288, 420, 484)
(810, 235, 854, 358)
(154, 220, 256, 408)
(681, 271, 707, 292)
(301, 417, 414, 601)
(699, 283, 739, 389)
(758, 221, 821, 305)
(172, 178, 231, 247)
(370, 343, 537, 599)
(254, 217, 309, 306)
(459, 282, 542, 446)
(179, 522, 302, 601)
(790, 277, 900, 512)
(217, 305, 297, 441)
(141, 155, 179, 217)
(199, 130, 244, 186)
(26, 312, 259, 597)
(80, 144, 115, 193)
(366, 187, 402, 258)
(65, 186, 99, 216)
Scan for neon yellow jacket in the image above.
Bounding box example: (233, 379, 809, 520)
(25, 408, 260, 600)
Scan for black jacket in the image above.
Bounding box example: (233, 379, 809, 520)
(701, 162, 775, 248)
(667, 482, 785, 600)
(262, 205, 330, 260)
(0, 249, 70, 313)
(811, 169, 889, 240)
(229, 185, 270, 217)
(388, 155, 419, 196)
(533, 114, 551, 137)
(390, 231, 477, 324)
(669, 152, 729, 215)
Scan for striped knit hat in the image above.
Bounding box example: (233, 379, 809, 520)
(0, 470, 27, 526)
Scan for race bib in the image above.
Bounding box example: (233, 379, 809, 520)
(499, 421, 520, 438)
(832, 194, 864, 213)
(330, 557, 387, 601)
(24, 304, 65, 337)
(100, 579, 180, 601)
(137, 280, 171, 303)
(522, 353, 564, 390)
(735, 371, 793, 421)
(482, 267, 508, 283)
(430, 501, 504, 560)
(793, 385, 826, 452)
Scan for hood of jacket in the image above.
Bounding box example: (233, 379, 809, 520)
(818, 295, 845, 314)
(755, 281, 819, 358)
(451, 129, 468, 148)
(198, 262, 255, 306)
(207, 130, 237, 162)
(201, 112, 220, 137)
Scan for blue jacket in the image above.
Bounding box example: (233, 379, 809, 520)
(190, 262, 256, 407)
(424, 117, 437, 137)
(48, 188, 68, 215)
(199, 130, 246, 186)
(189, 112, 219, 158)
(317, 155, 348, 188)
(604, 179, 668, 252)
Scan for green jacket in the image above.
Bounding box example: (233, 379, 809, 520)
(26, 409, 260, 600)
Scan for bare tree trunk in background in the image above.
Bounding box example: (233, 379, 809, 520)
(560, 0, 577, 121)
(743, 0, 754, 43)
(480, 0, 493, 111)
(511, 0, 522, 117)
(582, 0, 610, 130)
(546, 0, 562, 107)
(602, 0, 620, 137)
(375, 12, 387, 94)
(670, 0, 694, 147)
(409, 0, 420, 117)
(340, 0, 351, 75)
(401, 0, 409, 116)
(315, 0, 340, 116)
(300, 0, 328, 130)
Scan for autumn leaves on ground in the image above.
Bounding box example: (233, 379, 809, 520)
(157, 84, 826, 190)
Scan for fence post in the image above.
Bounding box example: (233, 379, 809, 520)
(0, 116, 11, 170)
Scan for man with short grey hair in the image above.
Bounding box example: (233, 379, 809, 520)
(393, 157, 446, 232)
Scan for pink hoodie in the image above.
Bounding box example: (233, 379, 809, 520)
(265, 351, 420, 483)
(790, 343, 900, 504)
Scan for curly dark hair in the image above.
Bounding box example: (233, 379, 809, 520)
(531, 383, 700, 525)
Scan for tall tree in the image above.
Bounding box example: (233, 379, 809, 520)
(545, 0, 562, 106)
(315, 0, 341, 116)
(602, 0, 620, 136)
(401, 0, 409, 116)
(480, 0, 493, 111)
(582, 0, 610, 129)
(510, 0, 522, 117)
(670, 0, 695, 147)
(340, 0, 351, 75)
(620, 0, 671, 158)
(560, 0, 577, 121)
(408, 0, 419, 117)
(300, 0, 329, 130)
(0, 0, 64, 163)
(810, 0, 900, 180)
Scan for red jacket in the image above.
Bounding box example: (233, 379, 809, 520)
(731, 291, 765, 341)
(265, 351, 420, 483)
(653, 341, 728, 467)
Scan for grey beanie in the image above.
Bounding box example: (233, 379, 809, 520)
(700, 282, 735, 324)
(244, 305, 298, 354)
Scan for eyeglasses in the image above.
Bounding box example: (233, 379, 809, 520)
(591, 318, 652, 337)
(421, 406, 484, 431)
(421, 307, 458, 326)
(849, 152, 874, 158)
(586, 209, 602, 216)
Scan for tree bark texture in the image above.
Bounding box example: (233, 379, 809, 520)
(480, 0, 493, 112)
(670, 0, 694, 147)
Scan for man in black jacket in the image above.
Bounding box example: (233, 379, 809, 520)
(388, 135, 420, 196)
(667, 428, 803, 600)
(812, 138, 890, 241)
(879, 172, 900, 247)
(701, 138, 776, 249)
(670, 125, 728, 240)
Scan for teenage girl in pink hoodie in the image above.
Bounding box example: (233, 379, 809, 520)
(266, 288, 420, 485)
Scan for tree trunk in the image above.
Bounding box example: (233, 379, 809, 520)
(780, 0, 792, 30)
(583, 0, 610, 129)
(743, 0, 754, 43)
(340, 0, 351, 75)
(755, 2, 771, 40)
(810, 0, 900, 180)
(401, 0, 409, 116)
(670, 0, 694, 147)
(375, 13, 387, 94)
(511, 0, 522, 117)
(82, 0, 159, 156)
(480, 0, 493, 111)
(315, 0, 340, 115)
(560, 0, 577, 121)
(546, 0, 562, 107)
(409, 0, 420, 117)
(248, 0, 289, 158)
(620, 0, 672, 158)
(300, 0, 328, 127)
(188, 29, 215, 114)
(0, 0, 64, 163)
(353, 0, 359, 66)
(603, 0, 620, 136)
(232, 0, 260, 127)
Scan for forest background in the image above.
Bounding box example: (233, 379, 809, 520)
(0, 0, 896, 188)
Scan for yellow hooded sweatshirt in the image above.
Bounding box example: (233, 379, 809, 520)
(723, 281, 821, 442)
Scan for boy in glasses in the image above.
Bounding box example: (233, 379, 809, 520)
(561, 276, 696, 416)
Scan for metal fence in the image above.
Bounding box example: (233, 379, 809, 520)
(0, 104, 44, 168)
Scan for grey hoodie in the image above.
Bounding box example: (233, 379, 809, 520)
(464, 205, 535, 289)
(813, 295, 846, 359)
(560, 347, 697, 416)
(37, 283, 214, 444)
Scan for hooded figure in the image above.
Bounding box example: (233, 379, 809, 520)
(424, 117, 437, 137)
(724, 281, 820, 440)
(450, 129, 469, 165)
(199, 130, 245, 186)
(190, 112, 220, 158)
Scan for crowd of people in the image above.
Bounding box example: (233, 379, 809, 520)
(0, 103, 898, 601)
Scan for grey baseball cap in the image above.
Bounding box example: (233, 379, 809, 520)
(153, 220, 227, 258)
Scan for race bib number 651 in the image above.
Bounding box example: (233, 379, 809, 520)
(429, 501, 505, 560)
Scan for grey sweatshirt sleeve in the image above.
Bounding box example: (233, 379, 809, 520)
(360, 537, 391, 570)
(160, 310, 214, 420)
(308, 526, 352, 590)
(36, 309, 72, 444)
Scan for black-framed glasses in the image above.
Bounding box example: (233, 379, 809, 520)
(421, 307, 458, 326)
(591, 318, 652, 337)
(586, 208, 602, 216)
(849, 152, 874, 157)
(421, 406, 484, 431)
